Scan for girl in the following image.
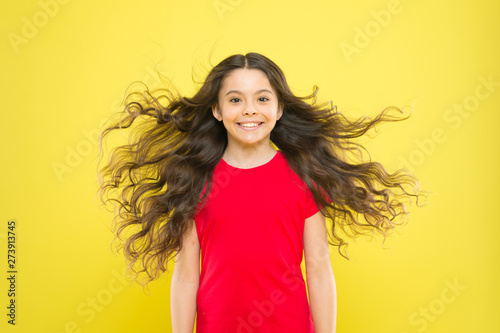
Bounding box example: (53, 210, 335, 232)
(98, 52, 421, 333)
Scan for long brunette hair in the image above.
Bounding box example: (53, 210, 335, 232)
(97, 52, 423, 286)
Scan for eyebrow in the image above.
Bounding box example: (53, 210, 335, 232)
(225, 89, 274, 96)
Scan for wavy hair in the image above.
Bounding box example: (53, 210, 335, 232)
(97, 52, 424, 286)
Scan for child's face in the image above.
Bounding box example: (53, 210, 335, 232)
(212, 68, 283, 149)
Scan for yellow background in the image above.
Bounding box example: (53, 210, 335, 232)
(1, 0, 499, 332)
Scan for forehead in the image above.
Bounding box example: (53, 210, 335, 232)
(219, 68, 273, 92)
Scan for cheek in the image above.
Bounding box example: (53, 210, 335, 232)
(221, 105, 240, 121)
(222, 117, 231, 126)
(264, 105, 281, 120)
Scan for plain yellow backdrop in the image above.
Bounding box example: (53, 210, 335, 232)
(1, 0, 499, 332)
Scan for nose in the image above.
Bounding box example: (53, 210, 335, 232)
(244, 109, 257, 116)
(243, 101, 258, 116)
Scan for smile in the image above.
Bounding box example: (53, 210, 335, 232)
(237, 122, 263, 130)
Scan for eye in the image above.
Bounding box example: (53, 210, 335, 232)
(258, 97, 269, 102)
(229, 97, 241, 103)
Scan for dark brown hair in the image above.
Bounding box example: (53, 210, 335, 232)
(97, 52, 423, 286)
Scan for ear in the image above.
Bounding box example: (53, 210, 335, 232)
(212, 104, 222, 121)
(276, 103, 284, 120)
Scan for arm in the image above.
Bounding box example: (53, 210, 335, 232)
(170, 219, 200, 333)
(304, 211, 337, 333)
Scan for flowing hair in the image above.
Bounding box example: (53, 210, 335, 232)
(97, 52, 424, 287)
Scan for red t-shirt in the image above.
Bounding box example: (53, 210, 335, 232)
(194, 150, 319, 333)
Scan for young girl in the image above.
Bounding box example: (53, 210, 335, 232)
(98, 52, 421, 332)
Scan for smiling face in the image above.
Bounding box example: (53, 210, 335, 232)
(212, 68, 283, 150)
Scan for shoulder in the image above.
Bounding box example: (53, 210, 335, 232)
(276, 151, 309, 189)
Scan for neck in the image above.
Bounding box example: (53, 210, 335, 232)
(222, 139, 277, 169)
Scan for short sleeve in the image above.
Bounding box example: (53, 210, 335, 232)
(305, 187, 320, 219)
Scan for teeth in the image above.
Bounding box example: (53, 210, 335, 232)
(240, 123, 260, 128)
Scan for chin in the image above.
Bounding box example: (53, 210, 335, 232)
(233, 137, 267, 146)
